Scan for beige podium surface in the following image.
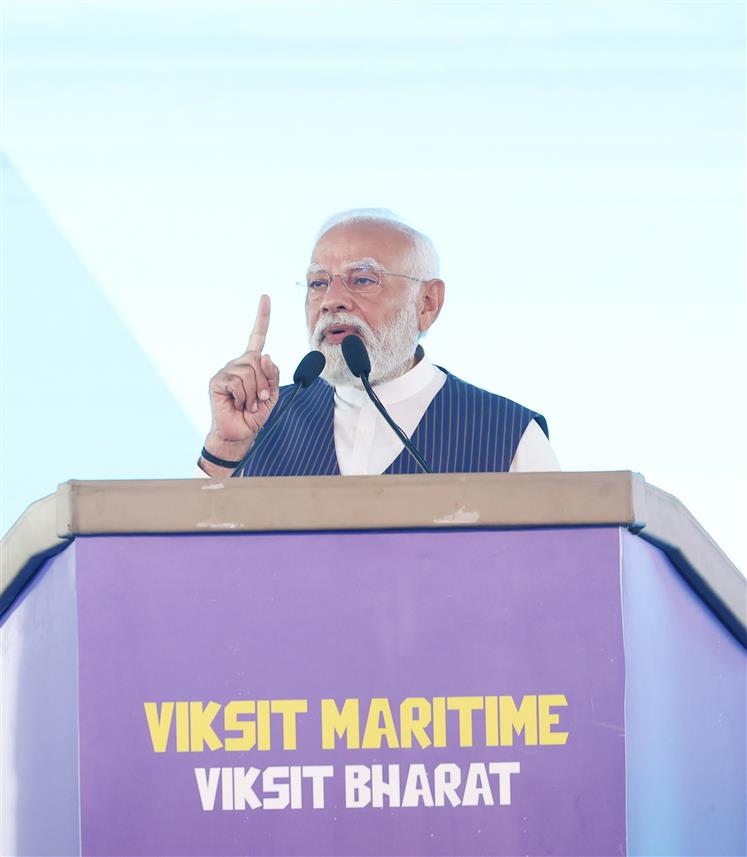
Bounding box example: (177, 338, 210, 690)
(1, 471, 744, 643)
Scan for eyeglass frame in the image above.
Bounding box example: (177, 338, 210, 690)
(297, 266, 428, 301)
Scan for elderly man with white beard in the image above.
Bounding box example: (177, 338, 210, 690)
(197, 210, 559, 477)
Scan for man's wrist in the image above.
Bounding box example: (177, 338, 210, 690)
(200, 447, 243, 469)
(199, 434, 255, 476)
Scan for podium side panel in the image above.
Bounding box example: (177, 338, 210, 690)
(622, 531, 746, 856)
(0, 543, 81, 857)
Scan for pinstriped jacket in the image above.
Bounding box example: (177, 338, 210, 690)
(239, 371, 548, 477)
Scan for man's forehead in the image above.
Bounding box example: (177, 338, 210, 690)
(310, 222, 414, 268)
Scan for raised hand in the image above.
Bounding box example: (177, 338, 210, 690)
(201, 294, 280, 473)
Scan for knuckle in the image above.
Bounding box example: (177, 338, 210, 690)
(210, 371, 231, 388)
(231, 365, 259, 382)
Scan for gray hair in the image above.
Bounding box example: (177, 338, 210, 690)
(315, 208, 440, 281)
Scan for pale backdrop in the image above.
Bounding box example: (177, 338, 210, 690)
(2, 1, 744, 570)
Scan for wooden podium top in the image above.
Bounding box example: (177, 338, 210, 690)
(1, 471, 744, 642)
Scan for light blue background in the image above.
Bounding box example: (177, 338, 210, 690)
(2, 1, 744, 570)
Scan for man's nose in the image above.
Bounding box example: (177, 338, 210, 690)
(319, 275, 353, 312)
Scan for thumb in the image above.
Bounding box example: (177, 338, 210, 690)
(261, 354, 280, 404)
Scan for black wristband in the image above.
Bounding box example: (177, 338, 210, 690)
(200, 447, 243, 469)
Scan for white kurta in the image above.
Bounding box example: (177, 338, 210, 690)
(333, 353, 560, 475)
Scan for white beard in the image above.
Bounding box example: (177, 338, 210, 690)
(308, 299, 420, 388)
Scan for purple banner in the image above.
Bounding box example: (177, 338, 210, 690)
(76, 527, 625, 856)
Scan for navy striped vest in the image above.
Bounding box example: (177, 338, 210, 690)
(240, 372, 548, 476)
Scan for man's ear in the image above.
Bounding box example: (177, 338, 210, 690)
(418, 279, 445, 333)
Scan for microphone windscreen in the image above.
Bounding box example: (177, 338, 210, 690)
(342, 334, 371, 378)
(293, 350, 326, 388)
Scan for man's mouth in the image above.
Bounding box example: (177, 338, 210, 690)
(321, 324, 360, 345)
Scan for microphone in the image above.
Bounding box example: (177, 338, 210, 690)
(231, 350, 326, 476)
(341, 335, 433, 474)
(292, 349, 326, 388)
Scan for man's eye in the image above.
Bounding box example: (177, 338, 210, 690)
(351, 276, 377, 287)
(308, 280, 329, 290)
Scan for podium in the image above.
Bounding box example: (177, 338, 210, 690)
(1, 473, 745, 857)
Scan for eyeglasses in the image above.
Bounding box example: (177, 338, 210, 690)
(297, 265, 426, 301)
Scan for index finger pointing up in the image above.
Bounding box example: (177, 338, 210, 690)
(247, 294, 271, 353)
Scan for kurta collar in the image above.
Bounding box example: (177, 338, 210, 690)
(334, 347, 439, 408)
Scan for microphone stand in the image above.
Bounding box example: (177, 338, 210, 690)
(358, 373, 433, 475)
(230, 383, 304, 477)
(230, 350, 326, 477)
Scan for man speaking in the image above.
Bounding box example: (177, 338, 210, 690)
(198, 210, 559, 477)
